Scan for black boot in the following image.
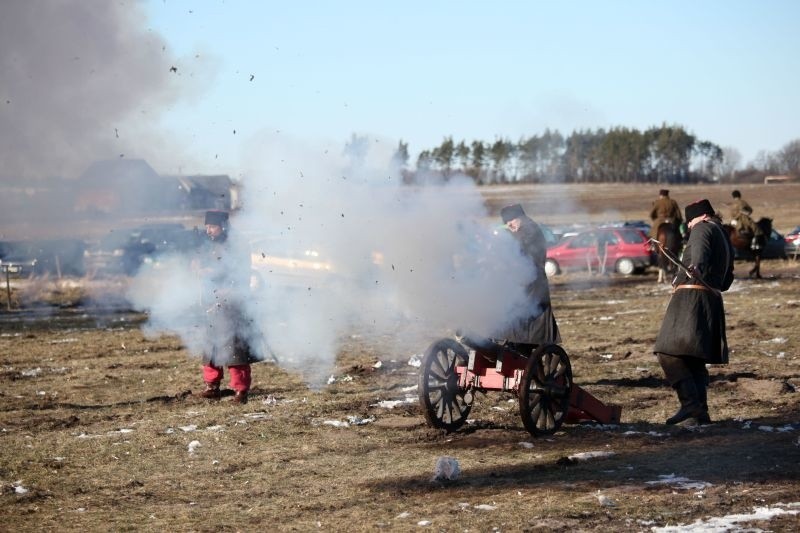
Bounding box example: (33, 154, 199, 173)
(666, 379, 706, 425)
(693, 374, 712, 424)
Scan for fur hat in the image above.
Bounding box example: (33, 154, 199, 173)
(659, 189, 669, 196)
(732, 190, 741, 198)
(500, 204, 526, 223)
(684, 199, 715, 222)
(204, 210, 229, 226)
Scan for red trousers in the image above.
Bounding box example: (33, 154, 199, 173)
(203, 363, 251, 392)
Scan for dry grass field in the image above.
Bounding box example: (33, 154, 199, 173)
(1, 183, 799, 531)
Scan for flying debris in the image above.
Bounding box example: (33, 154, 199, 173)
(169, 66, 177, 73)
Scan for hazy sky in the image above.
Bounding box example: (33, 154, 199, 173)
(144, 0, 798, 174)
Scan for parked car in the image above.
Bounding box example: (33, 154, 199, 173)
(784, 226, 800, 258)
(85, 224, 203, 276)
(0, 239, 86, 277)
(732, 228, 787, 261)
(544, 227, 651, 276)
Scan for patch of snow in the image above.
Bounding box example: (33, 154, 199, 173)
(518, 442, 534, 449)
(187, 440, 201, 454)
(600, 353, 614, 360)
(568, 451, 616, 461)
(652, 504, 800, 532)
(178, 425, 197, 432)
(417, 520, 431, 526)
(13, 482, 29, 494)
(400, 384, 418, 392)
(322, 420, 349, 428)
(373, 360, 382, 369)
(407, 354, 422, 368)
(473, 504, 497, 511)
(346, 415, 375, 426)
(646, 474, 711, 491)
(205, 425, 225, 432)
(605, 300, 626, 304)
(20, 368, 42, 377)
(371, 396, 417, 409)
(763, 337, 788, 344)
(243, 413, 271, 420)
(597, 316, 615, 321)
(395, 512, 410, 519)
(758, 425, 774, 432)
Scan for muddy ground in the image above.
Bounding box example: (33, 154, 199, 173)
(1, 183, 799, 531)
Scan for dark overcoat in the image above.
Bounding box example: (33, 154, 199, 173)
(494, 216, 561, 345)
(196, 232, 257, 367)
(653, 220, 734, 363)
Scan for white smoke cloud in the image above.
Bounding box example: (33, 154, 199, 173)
(130, 133, 541, 387)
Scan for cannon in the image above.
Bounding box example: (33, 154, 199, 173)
(418, 334, 621, 437)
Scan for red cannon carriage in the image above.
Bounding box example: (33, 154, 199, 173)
(418, 334, 622, 437)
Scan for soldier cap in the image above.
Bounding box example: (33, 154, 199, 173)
(659, 189, 669, 196)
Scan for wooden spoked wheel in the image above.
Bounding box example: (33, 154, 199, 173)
(418, 338, 471, 432)
(519, 344, 573, 436)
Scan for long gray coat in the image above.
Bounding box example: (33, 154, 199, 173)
(196, 233, 257, 367)
(494, 216, 561, 345)
(653, 219, 734, 363)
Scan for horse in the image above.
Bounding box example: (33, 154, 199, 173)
(724, 217, 772, 279)
(653, 222, 682, 284)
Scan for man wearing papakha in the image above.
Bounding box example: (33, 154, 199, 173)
(194, 210, 258, 404)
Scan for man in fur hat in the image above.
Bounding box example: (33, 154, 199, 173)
(653, 199, 734, 425)
(194, 210, 256, 404)
(492, 204, 561, 355)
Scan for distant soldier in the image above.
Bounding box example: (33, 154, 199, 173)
(729, 190, 758, 237)
(649, 189, 682, 238)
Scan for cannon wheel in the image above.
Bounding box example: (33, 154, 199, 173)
(418, 338, 471, 432)
(519, 344, 573, 436)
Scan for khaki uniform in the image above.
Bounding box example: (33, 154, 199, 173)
(649, 196, 682, 237)
(730, 197, 758, 236)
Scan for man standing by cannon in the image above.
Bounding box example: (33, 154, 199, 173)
(653, 199, 734, 425)
(194, 210, 256, 404)
(649, 189, 682, 239)
(492, 204, 561, 355)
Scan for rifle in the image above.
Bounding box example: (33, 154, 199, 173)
(648, 238, 720, 296)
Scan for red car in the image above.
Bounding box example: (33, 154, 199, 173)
(545, 227, 651, 276)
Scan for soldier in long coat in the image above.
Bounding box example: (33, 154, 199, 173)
(649, 189, 683, 238)
(492, 204, 561, 354)
(654, 199, 734, 425)
(195, 210, 256, 404)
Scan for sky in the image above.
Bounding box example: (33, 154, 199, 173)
(141, 0, 800, 175)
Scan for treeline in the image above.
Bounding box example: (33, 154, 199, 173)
(389, 125, 800, 185)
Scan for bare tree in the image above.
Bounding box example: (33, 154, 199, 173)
(719, 147, 741, 182)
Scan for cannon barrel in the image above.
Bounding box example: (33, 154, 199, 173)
(455, 331, 507, 359)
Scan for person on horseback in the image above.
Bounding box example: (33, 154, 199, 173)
(654, 199, 734, 426)
(649, 189, 682, 238)
(730, 190, 759, 238)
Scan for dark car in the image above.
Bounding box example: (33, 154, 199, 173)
(733, 228, 787, 261)
(85, 224, 203, 276)
(0, 239, 86, 277)
(545, 227, 651, 276)
(784, 226, 800, 258)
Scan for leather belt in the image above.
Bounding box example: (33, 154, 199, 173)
(673, 284, 712, 293)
